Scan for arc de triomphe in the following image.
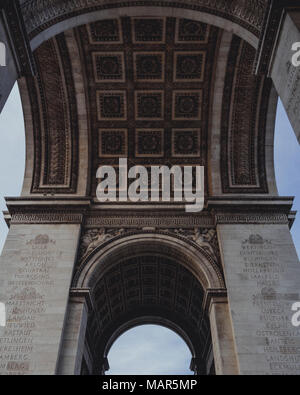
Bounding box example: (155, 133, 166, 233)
(0, 0, 300, 375)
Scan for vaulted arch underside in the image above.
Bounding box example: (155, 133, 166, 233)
(19, 13, 277, 198)
(86, 256, 212, 374)
(66, 229, 225, 375)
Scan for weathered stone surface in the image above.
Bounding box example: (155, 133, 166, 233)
(270, 12, 300, 143)
(0, 224, 80, 375)
(218, 223, 300, 375)
(0, 1, 299, 376)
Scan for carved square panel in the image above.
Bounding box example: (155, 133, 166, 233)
(132, 18, 165, 43)
(172, 129, 201, 157)
(93, 52, 125, 82)
(135, 129, 164, 157)
(174, 52, 206, 81)
(134, 52, 165, 82)
(99, 129, 128, 157)
(97, 91, 127, 120)
(135, 91, 164, 120)
(176, 19, 209, 43)
(88, 19, 122, 43)
(173, 90, 202, 120)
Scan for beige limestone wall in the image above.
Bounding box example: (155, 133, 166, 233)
(209, 297, 239, 375)
(218, 223, 300, 375)
(0, 224, 80, 375)
(56, 297, 88, 375)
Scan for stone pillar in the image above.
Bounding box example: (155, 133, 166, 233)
(0, 201, 84, 375)
(255, 3, 300, 143)
(57, 289, 91, 375)
(215, 207, 300, 375)
(0, 1, 35, 113)
(205, 290, 239, 375)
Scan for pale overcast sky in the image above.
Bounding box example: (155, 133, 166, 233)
(0, 83, 299, 374)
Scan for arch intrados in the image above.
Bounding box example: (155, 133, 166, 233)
(73, 232, 225, 291)
(30, 6, 258, 51)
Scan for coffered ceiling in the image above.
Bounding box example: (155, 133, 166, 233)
(21, 16, 274, 197)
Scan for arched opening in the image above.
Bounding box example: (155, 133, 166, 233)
(17, 13, 277, 198)
(83, 255, 215, 375)
(59, 233, 227, 376)
(106, 324, 194, 375)
(1, 2, 300, 377)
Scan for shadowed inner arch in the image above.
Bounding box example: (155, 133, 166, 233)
(84, 255, 215, 375)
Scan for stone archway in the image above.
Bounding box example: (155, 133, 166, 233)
(0, 1, 300, 377)
(16, 13, 276, 199)
(57, 232, 237, 375)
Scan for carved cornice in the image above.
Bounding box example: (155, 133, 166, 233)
(215, 212, 289, 225)
(9, 212, 84, 225)
(20, 0, 268, 38)
(203, 288, 228, 314)
(69, 288, 95, 312)
(4, 197, 295, 227)
(8, 211, 290, 226)
(5, 197, 90, 225)
(85, 213, 215, 228)
(209, 196, 294, 225)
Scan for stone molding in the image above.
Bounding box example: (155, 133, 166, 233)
(9, 212, 84, 225)
(5, 198, 90, 225)
(69, 288, 95, 312)
(3, 197, 294, 227)
(85, 214, 215, 228)
(202, 288, 228, 314)
(6, 211, 291, 226)
(215, 212, 289, 225)
(20, 0, 268, 38)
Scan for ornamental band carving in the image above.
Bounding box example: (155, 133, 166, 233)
(78, 227, 220, 263)
(20, 0, 268, 37)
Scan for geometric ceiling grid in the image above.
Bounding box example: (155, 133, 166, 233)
(76, 17, 220, 196)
